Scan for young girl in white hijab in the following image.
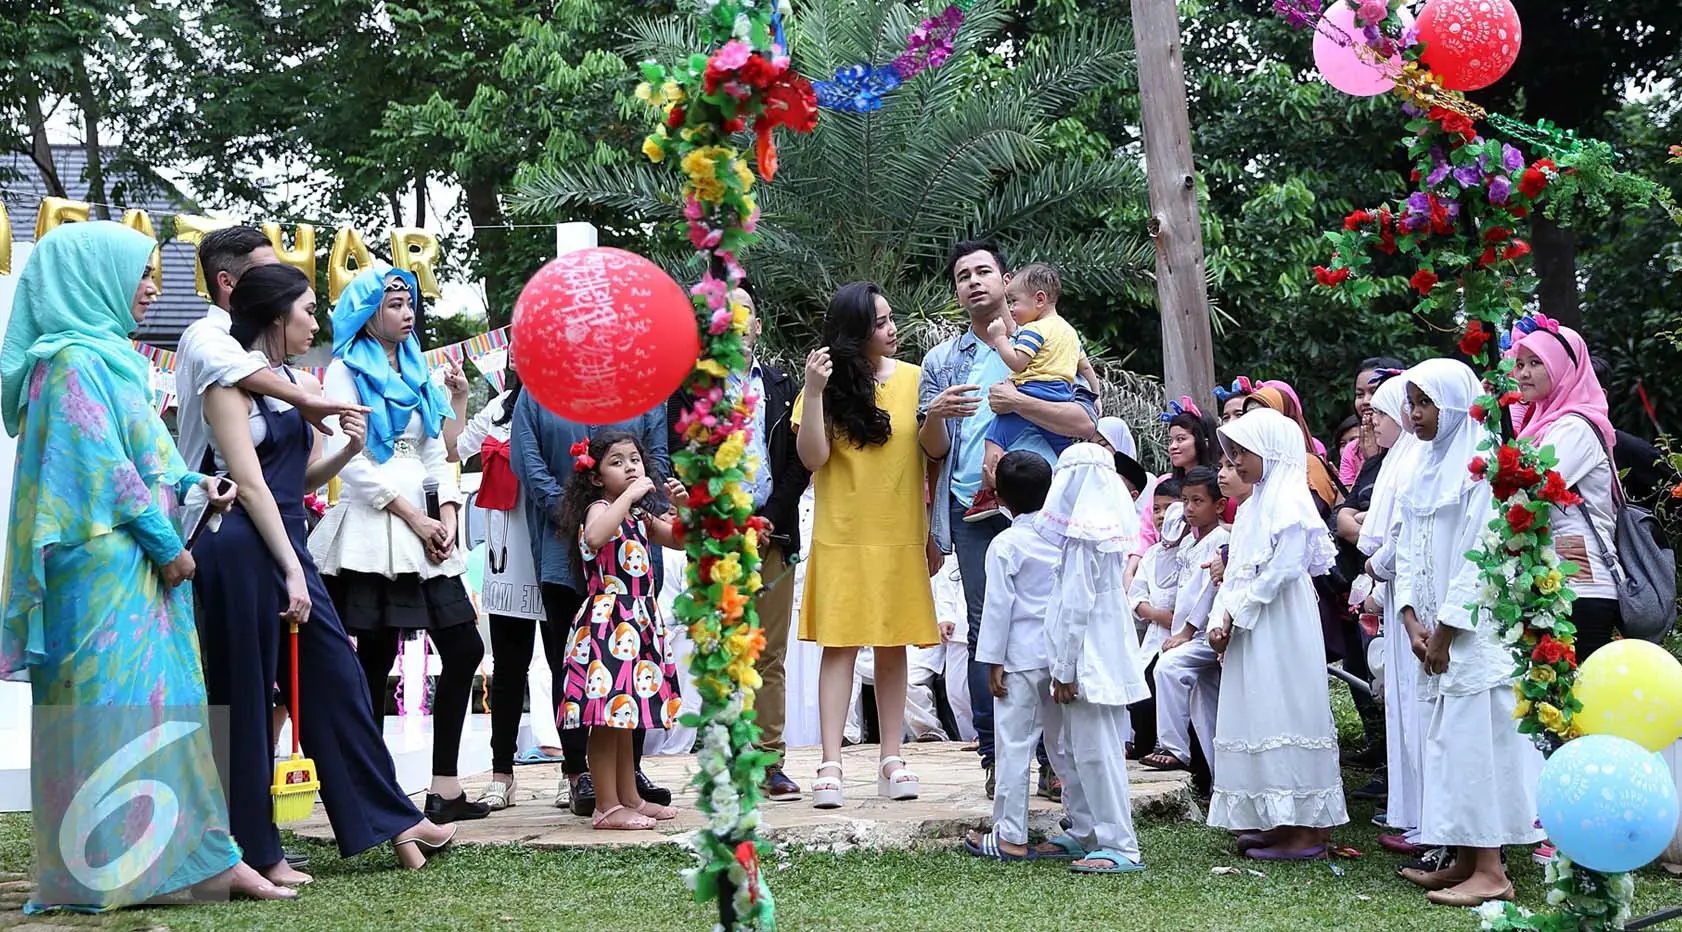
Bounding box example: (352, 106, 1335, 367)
(1355, 371, 1428, 853)
(1207, 408, 1348, 860)
(1035, 443, 1151, 874)
(1394, 359, 1541, 907)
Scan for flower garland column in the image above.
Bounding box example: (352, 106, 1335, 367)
(637, 3, 817, 930)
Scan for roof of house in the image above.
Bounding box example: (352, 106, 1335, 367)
(2, 146, 208, 348)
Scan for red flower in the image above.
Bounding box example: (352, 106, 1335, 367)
(1506, 502, 1535, 533)
(1519, 167, 1548, 199)
(1498, 391, 1523, 408)
(737, 54, 782, 89)
(1458, 325, 1491, 357)
(1483, 226, 1513, 244)
(1410, 168, 1423, 183)
(722, 116, 746, 134)
(1428, 106, 1477, 144)
(1531, 635, 1569, 665)
(1469, 403, 1486, 422)
(1496, 444, 1521, 473)
(1410, 269, 1439, 295)
(1538, 471, 1583, 507)
(1344, 209, 1374, 231)
(1503, 240, 1532, 261)
(758, 73, 819, 134)
(1469, 456, 1488, 478)
(669, 515, 688, 544)
(1314, 265, 1350, 287)
(666, 106, 687, 129)
(1428, 195, 1455, 235)
(735, 841, 761, 903)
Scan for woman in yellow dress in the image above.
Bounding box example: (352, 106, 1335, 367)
(794, 281, 940, 809)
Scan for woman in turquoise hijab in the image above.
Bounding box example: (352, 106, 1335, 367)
(0, 221, 297, 907)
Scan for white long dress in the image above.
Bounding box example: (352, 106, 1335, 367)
(1398, 480, 1543, 848)
(1208, 523, 1349, 831)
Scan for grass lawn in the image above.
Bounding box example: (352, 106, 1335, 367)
(0, 687, 1676, 931)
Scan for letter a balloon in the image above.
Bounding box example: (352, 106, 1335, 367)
(512, 248, 700, 425)
(1574, 638, 1682, 752)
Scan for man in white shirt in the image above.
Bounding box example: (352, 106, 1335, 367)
(176, 225, 365, 476)
(174, 225, 365, 873)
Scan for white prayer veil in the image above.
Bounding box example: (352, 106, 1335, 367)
(1358, 373, 1423, 556)
(1399, 358, 1484, 514)
(1033, 442, 1143, 553)
(1097, 416, 1138, 459)
(1217, 408, 1338, 583)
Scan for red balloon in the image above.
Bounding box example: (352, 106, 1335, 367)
(1417, 0, 1522, 92)
(512, 248, 699, 425)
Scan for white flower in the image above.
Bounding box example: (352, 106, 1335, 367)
(1501, 623, 1524, 645)
(1546, 887, 1567, 906)
(778, 0, 792, 14)
(1530, 610, 1555, 630)
(733, 12, 752, 38)
(1473, 900, 1511, 924)
(1611, 871, 1636, 902)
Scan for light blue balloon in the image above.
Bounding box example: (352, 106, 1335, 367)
(465, 542, 486, 595)
(1537, 734, 1679, 873)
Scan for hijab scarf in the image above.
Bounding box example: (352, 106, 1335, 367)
(1514, 325, 1616, 452)
(330, 266, 450, 463)
(1399, 358, 1484, 513)
(1248, 386, 1338, 509)
(1218, 409, 1338, 611)
(1358, 372, 1422, 556)
(1, 222, 156, 436)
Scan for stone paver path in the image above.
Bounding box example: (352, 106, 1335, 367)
(289, 742, 1194, 852)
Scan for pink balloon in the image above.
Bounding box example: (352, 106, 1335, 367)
(1314, 2, 1414, 97)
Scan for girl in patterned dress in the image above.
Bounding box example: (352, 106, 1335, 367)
(556, 430, 687, 830)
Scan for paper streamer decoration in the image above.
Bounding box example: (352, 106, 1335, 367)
(812, 3, 971, 112)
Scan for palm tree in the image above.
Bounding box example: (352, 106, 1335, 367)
(513, 0, 1169, 464)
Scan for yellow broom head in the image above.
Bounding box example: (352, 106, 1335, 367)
(272, 752, 320, 824)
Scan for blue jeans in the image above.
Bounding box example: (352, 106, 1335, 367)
(951, 497, 1010, 769)
(985, 380, 1077, 453)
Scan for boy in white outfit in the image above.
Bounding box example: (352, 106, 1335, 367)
(1143, 466, 1228, 772)
(962, 453, 1067, 860)
(1041, 444, 1151, 874)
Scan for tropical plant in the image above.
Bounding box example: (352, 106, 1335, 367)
(514, 0, 1153, 356)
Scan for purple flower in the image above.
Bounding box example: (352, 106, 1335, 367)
(1489, 176, 1512, 204)
(1401, 25, 1420, 47)
(1453, 164, 1482, 188)
(1427, 163, 1451, 187)
(1501, 143, 1525, 173)
(1399, 212, 1429, 233)
(1406, 191, 1432, 214)
(1442, 198, 1461, 222)
(1401, 101, 1424, 118)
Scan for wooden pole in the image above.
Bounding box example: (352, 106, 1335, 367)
(1131, 0, 1217, 407)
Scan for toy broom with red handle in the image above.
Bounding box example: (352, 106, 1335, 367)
(272, 622, 320, 823)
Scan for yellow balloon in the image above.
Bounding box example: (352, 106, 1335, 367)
(1574, 638, 1682, 752)
(328, 226, 373, 303)
(0, 201, 11, 276)
(389, 227, 441, 299)
(121, 210, 163, 290)
(174, 214, 237, 300)
(263, 222, 318, 287)
(34, 197, 89, 240)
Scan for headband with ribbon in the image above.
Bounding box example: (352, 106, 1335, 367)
(1212, 376, 1255, 403)
(570, 439, 596, 473)
(1160, 395, 1203, 423)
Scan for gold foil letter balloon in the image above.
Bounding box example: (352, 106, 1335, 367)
(328, 226, 373, 302)
(389, 227, 441, 299)
(121, 210, 163, 290)
(263, 222, 318, 286)
(173, 214, 237, 299)
(0, 201, 10, 275)
(33, 197, 90, 240)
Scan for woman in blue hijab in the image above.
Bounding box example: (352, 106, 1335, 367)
(307, 266, 486, 823)
(0, 221, 294, 906)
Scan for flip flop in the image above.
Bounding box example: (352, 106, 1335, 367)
(1070, 849, 1146, 875)
(1139, 752, 1189, 772)
(513, 747, 565, 765)
(1246, 844, 1328, 862)
(962, 829, 1029, 862)
(1028, 835, 1088, 860)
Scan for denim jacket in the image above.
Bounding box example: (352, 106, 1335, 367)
(918, 330, 1099, 553)
(509, 390, 670, 592)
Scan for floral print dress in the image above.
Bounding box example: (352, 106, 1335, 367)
(560, 512, 679, 730)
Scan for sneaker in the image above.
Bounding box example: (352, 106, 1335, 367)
(1399, 846, 1452, 873)
(763, 765, 802, 802)
(637, 770, 672, 807)
(568, 773, 596, 817)
(1371, 810, 1393, 829)
(283, 849, 310, 870)
(984, 763, 996, 799)
(962, 489, 1001, 524)
(1037, 769, 1062, 802)
(1532, 842, 1557, 866)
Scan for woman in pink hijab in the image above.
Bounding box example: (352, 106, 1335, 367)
(1511, 316, 1622, 657)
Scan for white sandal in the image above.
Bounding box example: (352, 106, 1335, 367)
(878, 756, 919, 800)
(477, 778, 515, 811)
(813, 761, 844, 810)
